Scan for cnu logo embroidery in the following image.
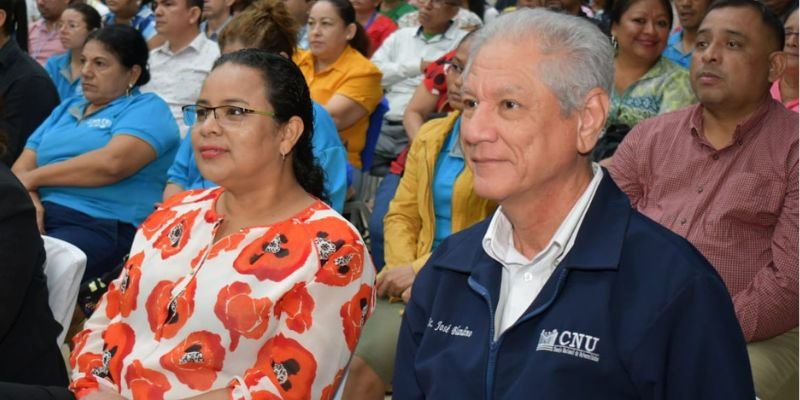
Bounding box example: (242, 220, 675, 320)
(86, 118, 112, 129)
(536, 328, 600, 362)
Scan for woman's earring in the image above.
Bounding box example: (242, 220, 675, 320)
(280, 152, 286, 162)
(126, 83, 134, 96)
(610, 35, 619, 57)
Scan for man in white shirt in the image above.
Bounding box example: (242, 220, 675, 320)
(393, 9, 755, 399)
(369, 0, 466, 170)
(142, 0, 220, 137)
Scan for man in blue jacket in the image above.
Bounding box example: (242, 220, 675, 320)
(393, 8, 755, 399)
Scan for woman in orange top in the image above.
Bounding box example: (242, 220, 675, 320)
(295, 0, 383, 168)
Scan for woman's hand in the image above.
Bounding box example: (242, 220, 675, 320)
(401, 286, 412, 303)
(83, 386, 127, 400)
(376, 264, 415, 298)
(28, 191, 45, 234)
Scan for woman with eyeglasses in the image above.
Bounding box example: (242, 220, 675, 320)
(342, 32, 495, 400)
(11, 25, 180, 284)
(44, 3, 102, 100)
(163, 0, 349, 212)
(66, 49, 375, 400)
(295, 0, 383, 169)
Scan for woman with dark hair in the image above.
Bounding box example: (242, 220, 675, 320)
(68, 48, 375, 400)
(11, 24, 180, 283)
(592, 0, 695, 160)
(164, 0, 348, 211)
(295, 0, 383, 168)
(44, 3, 102, 100)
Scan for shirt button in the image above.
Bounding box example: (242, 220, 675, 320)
(697, 186, 704, 193)
(712, 154, 720, 160)
(523, 272, 533, 282)
(680, 218, 688, 225)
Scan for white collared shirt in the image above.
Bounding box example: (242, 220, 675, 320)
(370, 23, 467, 121)
(141, 32, 221, 137)
(482, 164, 604, 340)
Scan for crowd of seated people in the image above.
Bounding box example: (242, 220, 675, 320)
(0, 0, 797, 397)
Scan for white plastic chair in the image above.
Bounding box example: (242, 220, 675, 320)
(42, 235, 87, 346)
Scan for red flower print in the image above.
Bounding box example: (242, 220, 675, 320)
(152, 209, 201, 260)
(320, 368, 345, 400)
(214, 281, 273, 351)
(105, 251, 145, 319)
(274, 282, 315, 334)
(74, 322, 135, 385)
(309, 218, 365, 286)
(233, 222, 311, 281)
(159, 331, 226, 391)
(125, 360, 171, 400)
(190, 245, 208, 269)
(70, 329, 92, 371)
(340, 284, 374, 352)
(243, 334, 317, 400)
(207, 231, 248, 260)
(141, 208, 177, 240)
(145, 279, 197, 340)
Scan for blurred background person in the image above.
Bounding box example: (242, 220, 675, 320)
(295, 0, 383, 169)
(44, 3, 101, 100)
(663, 0, 712, 68)
(164, 0, 349, 212)
(28, 0, 68, 64)
(592, 0, 695, 160)
(351, 0, 396, 55)
(11, 25, 180, 283)
(773, 5, 798, 111)
(102, 0, 163, 48)
(201, 0, 234, 40)
(0, 0, 59, 166)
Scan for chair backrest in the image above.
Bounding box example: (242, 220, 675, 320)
(42, 236, 87, 346)
(360, 97, 390, 172)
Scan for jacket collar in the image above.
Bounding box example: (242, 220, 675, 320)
(432, 171, 630, 275)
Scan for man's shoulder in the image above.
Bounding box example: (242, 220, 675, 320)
(626, 105, 697, 142)
(425, 217, 493, 270)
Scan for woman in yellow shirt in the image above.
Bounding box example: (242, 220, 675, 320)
(295, 0, 383, 168)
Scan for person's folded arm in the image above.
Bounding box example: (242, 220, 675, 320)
(403, 83, 439, 141)
(371, 33, 420, 87)
(323, 94, 370, 132)
(17, 134, 157, 191)
(732, 154, 799, 342)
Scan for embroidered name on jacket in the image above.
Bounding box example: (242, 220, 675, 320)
(427, 318, 473, 338)
(536, 329, 600, 362)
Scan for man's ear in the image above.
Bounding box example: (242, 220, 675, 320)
(767, 50, 787, 83)
(279, 115, 305, 157)
(189, 4, 203, 25)
(0, 10, 7, 34)
(576, 87, 609, 156)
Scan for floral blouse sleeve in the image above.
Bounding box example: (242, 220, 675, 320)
(70, 188, 377, 400)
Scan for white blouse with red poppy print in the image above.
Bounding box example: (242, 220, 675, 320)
(69, 188, 377, 400)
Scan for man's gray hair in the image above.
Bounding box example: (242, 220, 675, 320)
(467, 8, 614, 116)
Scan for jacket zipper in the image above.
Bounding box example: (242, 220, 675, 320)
(468, 276, 502, 400)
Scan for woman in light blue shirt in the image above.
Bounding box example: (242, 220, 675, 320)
(12, 25, 180, 282)
(44, 3, 101, 100)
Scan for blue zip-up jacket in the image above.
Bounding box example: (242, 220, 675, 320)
(394, 173, 755, 399)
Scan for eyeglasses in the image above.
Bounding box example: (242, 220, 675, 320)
(444, 60, 464, 76)
(182, 105, 276, 128)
